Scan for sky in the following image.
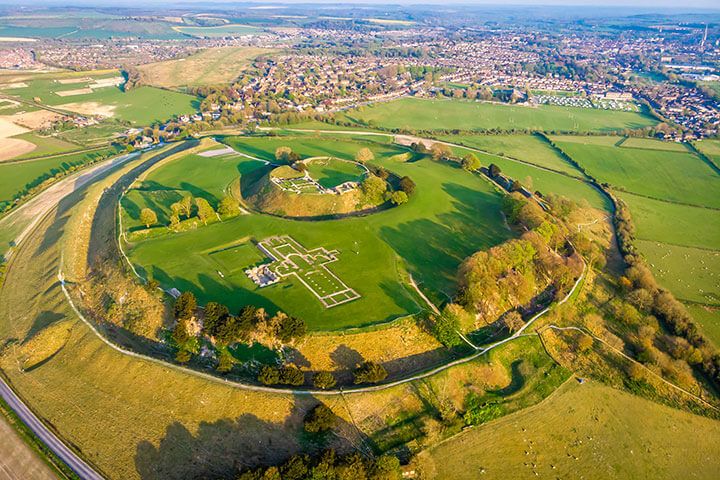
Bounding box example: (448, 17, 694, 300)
(4, 0, 719, 10)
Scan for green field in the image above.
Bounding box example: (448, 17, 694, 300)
(304, 157, 366, 188)
(445, 142, 610, 210)
(122, 134, 511, 330)
(552, 136, 720, 208)
(174, 24, 261, 38)
(339, 97, 658, 133)
(438, 133, 583, 176)
(416, 381, 720, 480)
(685, 304, 720, 347)
(619, 137, 691, 152)
(0, 74, 198, 125)
(635, 240, 719, 306)
(619, 192, 720, 250)
(0, 145, 123, 208)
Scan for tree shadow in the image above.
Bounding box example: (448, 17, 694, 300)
(329, 344, 363, 371)
(134, 395, 361, 479)
(23, 310, 65, 342)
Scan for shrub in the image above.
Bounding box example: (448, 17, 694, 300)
(353, 361, 388, 384)
(304, 404, 337, 433)
(313, 371, 337, 390)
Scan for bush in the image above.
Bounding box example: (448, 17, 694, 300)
(313, 371, 337, 390)
(304, 404, 337, 433)
(353, 361, 388, 384)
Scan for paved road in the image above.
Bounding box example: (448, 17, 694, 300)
(0, 380, 103, 480)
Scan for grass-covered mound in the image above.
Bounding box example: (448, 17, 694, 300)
(244, 156, 380, 218)
(122, 134, 512, 330)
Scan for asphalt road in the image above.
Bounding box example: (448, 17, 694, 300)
(0, 380, 103, 480)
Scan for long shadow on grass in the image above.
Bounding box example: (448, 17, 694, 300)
(134, 395, 363, 479)
(379, 182, 510, 301)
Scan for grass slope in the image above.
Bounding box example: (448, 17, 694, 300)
(340, 97, 658, 133)
(416, 381, 720, 480)
(138, 46, 276, 88)
(552, 136, 720, 208)
(123, 135, 511, 330)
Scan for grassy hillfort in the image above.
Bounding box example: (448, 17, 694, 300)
(0, 12, 719, 479)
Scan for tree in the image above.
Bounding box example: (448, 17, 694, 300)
(179, 194, 194, 218)
(304, 404, 337, 433)
(398, 176, 416, 195)
(218, 196, 240, 216)
(276, 315, 306, 343)
(502, 311, 524, 333)
(258, 365, 281, 385)
(172, 319, 191, 346)
(355, 147, 374, 163)
(353, 361, 388, 384)
(195, 197, 216, 224)
(217, 348, 235, 372)
(429, 314, 462, 348)
(169, 214, 180, 229)
(430, 143, 452, 161)
(275, 146, 292, 163)
(175, 349, 191, 364)
(203, 301, 230, 337)
(361, 175, 387, 204)
(389, 190, 408, 206)
(173, 291, 197, 321)
(139, 208, 157, 228)
(461, 153, 481, 171)
(313, 371, 337, 390)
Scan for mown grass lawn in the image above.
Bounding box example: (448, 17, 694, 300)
(339, 97, 658, 133)
(123, 135, 511, 330)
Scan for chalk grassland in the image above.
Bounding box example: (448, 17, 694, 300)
(138, 46, 278, 88)
(686, 304, 720, 350)
(339, 97, 658, 132)
(620, 192, 720, 251)
(445, 142, 610, 210)
(551, 135, 720, 208)
(122, 134, 511, 330)
(415, 381, 720, 480)
(173, 24, 261, 37)
(0, 168, 562, 480)
(554, 137, 720, 344)
(437, 133, 584, 176)
(0, 72, 198, 125)
(0, 144, 123, 207)
(635, 240, 719, 306)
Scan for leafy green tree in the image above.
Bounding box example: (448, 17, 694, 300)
(175, 349, 192, 364)
(361, 175, 387, 204)
(353, 361, 387, 384)
(275, 146, 292, 163)
(217, 348, 235, 373)
(389, 191, 408, 206)
(313, 371, 337, 390)
(304, 404, 337, 433)
(203, 301, 229, 337)
(430, 314, 462, 348)
(355, 147, 374, 163)
(276, 315, 306, 343)
(217, 196, 240, 216)
(279, 365, 305, 386)
(139, 208, 157, 228)
(430, 143, 452, 161)
(258, 365, 281, 385)
(195, 197, 216, 224)
(502, 311, 524, 333)
(179, 194, 194, 218)
(461, 153, 481, 171)
(398, 176, 416, 195)
(173, 291, 197, 321)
